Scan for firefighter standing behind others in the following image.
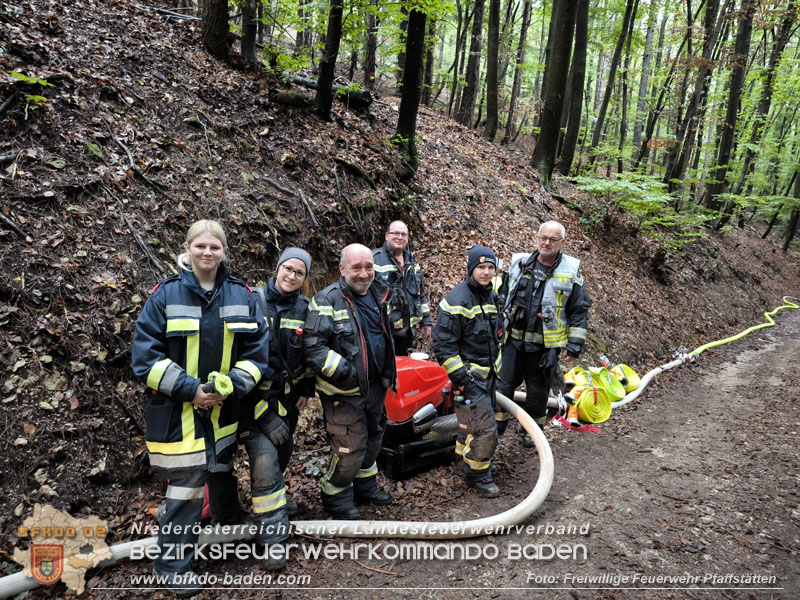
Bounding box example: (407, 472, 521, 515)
(372, 220, 432, 355)
(303, 244, 397, 519)
(132, 219, 268, 596)
(497, 220, 592, 446)
(433, 246, 503, 499)
(206, 247, 314, 570)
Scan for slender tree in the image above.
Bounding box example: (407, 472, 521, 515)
(531, 0, 577, 183)
(422, 18, 437, 106)
(502, 0, 532, 145)
(394, 7, 428, 179)
(632, 2, 657, 151)
(316, 0, 344, 120)
(707, 0, 755, 216)
(457, 0, 485, 126)
(590, 0, 637, 156)
(484, 0, 501, 139)
(557, 0, 589, 175)
(240, 0, 258, 64)
(364, 1, 380, 90)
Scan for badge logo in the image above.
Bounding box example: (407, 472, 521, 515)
(31, 545, 63, 585)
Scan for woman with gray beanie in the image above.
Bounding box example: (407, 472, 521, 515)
(208, 247, 314, 568)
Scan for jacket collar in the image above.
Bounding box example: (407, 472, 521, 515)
(382, 241, 411, 266)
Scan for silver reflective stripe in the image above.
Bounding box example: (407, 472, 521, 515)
(165, 485, 205, 500)
(149, 451, 206, 469)
(159, 362, 184, 395)
(216, 432, 237, 455)
(230, 367, 256, 395)
(220, 305, 250, 318)
(165, 304, 203, 318)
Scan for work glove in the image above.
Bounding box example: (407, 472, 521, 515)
(539, 348, 564, 395)
(259, 411, 291, 447)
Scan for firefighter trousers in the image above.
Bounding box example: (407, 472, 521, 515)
(155, 470, 208, 574)
(497, 345, 549, 425)
(455, 377, 498, 480)
(207, 419, 289, 544)
(320, 382, 387, 491)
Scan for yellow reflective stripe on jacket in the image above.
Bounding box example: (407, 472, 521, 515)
(467, 363, 491, 379)
(315, 376, 360, 397)
(333, 309, 349, 322)
(421, 302, 430, 315)
(439, 299, 497, 319)
(233, 359, 262, 386)
(442, 355, 465, 375)
(253, 488, 287, 514)
(147, 401, 205, 455)
(147, 358, 176, 392)
(254, 399, 269, 419)
(374, 264, 397, 273)
(321, 350, 343, 377)
(211, 404, 237, 441)
(310, 298, 334, 317)
(281, 318, 305, 329)
(410, 315, 422, 327)
(166, 318, 200, 333)
(568, 327, 587, 341)
(186, 330, 200, 377)
(494, 351, 502, 373)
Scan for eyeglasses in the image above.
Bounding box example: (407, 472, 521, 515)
(538, 236, 563, 244)
(280, 264, 306, 279)
(388, 231, 408, 238)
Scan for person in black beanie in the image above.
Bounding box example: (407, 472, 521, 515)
(207, 247, 314, 569)
(433, 245, 503, 498)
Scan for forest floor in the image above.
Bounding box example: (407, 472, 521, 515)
(1, 0, 799, 598)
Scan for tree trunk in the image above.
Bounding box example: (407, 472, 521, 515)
(296, 0, 311, 55)
(448, 0, 468, 116)
(397, 6, 409, 90)
(732, 0, 797, 195)
(394, 8, 427, 180)
(557, 0, 588, 175)
(632, 2, 656, 151)
(707, 0, 754, 217)
(784, 174, 800, 250)
(484, 0, 501, 140)
(240, 0, 258, 64)
(316, 0, 344, 120)
(501, 0, 532, 146)
(617, 0, 640, 175)
(662, 0, 728, 190)
(498, 0, 519, 84)
(589, 0, 637, 156)
(201, 0, 229, 61)
(534, 0, 559, 138)
(530, 0, 577, 184)
(363, 1, 379, 90)
(422, 18, 436, 106)
(457, 0, 485, 127)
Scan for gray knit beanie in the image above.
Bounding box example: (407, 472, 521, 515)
(277, 247, 312, 273)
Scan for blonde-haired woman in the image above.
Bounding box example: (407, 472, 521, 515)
(132, 219, 268, 595)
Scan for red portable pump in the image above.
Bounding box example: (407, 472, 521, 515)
(379, 355, 460, 478)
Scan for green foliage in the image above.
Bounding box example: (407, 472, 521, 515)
(572, 173, 715, 255)
(10, 71, 54, 119)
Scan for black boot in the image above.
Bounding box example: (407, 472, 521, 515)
(466, 473, 501, 499)
(321, 487, 361, 520)
(353, 475, 391, 505)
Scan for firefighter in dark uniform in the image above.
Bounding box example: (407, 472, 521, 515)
(372, 220, 432, 355)
(497, 221, 591, 446)
(132, 220, 268, 595)
(303, 244, 396, 519)
(433, 245, 503, 499)
(207, 248, 314, 569)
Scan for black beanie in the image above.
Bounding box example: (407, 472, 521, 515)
(467, 245, 498, 277)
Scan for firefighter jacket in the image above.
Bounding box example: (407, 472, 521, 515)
(132, 266, 269, 473)
(251, 277, 314, 420)
(499, 251, 590, 356)
(432, 278, 503, 389)
(372, 243, 432, 337)
(303, 277, 396, 402)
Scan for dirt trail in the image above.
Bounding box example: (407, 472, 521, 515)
(266, 307, 799, 600)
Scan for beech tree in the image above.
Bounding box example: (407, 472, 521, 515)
(531, 0, 577, 183)
(394, 6, 428, 179)
(316, 0, 344, 120)
(201, 0, 229, 61)
(483, 0, 500, 139)
(456, 0, 485, 127)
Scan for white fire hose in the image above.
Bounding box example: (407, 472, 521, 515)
(0, 393, 553, 598)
